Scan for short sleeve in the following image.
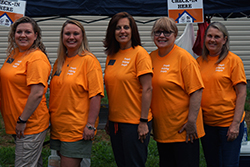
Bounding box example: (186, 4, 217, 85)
(27, 59, 51, 87)
(86, 56, 104, 98)
(231, 60, 247, 85)
(182, 57, 204, 95)
(136, 47, 153, 77)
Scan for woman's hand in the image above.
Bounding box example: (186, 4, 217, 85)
(227, 83, 247, 141)
(138, 73, 152, 143)
(83, 126, 95, 140)
(179, 121, 198, 143)
(227, 121, 240, 141)
(84, 94, 102, 140)
(180, 88, 202, 143)
(138, 122, 149, 143)
(15, 84, 44, 139)
(16, 123, 26, 139)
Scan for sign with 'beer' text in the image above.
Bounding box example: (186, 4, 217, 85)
(168, 0, 204, 24)
(0, 0, 26, 27)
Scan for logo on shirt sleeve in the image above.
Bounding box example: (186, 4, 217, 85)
(108, 60, 116, 65)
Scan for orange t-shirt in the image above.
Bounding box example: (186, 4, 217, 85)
(0, 49, 51, 135)
(150, 45, 205, 143)
(197, 51, 247, 127)
(104, 46, 153, 124)
(49, 53, 104, 142)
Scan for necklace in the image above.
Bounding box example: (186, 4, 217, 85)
(66, 55, 77, 67)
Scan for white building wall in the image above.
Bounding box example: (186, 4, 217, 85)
(0, 16, 250, 79)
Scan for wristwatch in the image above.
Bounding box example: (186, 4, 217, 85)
(140, 118, 148, 122)
(17, 116, 27, 124)
(86, 123, 96, 131)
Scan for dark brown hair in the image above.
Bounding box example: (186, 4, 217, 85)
(103, 12, 141, 56)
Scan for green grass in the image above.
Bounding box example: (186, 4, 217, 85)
(146, 139, 159, 166)
(91, 140, 116, 167)
(1, 87, 249, 166)
(41, 147, 50, 166)
(200, 142, 207, 167)
(0, 132, 207, 167)
(101, 87, 108, 105)
(0, 146, 15, 166)
(245, 89, 250, 111)
(0, 146, 50, 167)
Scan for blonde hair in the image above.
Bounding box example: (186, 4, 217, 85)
(7, 16, 47, 57)
(201, 22, 229, 64)
(151, 17, 178, 38)
(57, 20, 90, 73)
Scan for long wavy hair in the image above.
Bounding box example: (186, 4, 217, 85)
(201, 22, 229, 64)
(7, 16, 47, 57)
(103, 12, 141, 56)
(56, 20, 90, 73)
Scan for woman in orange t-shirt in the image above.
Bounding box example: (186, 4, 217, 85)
(49, 20, 104, 167)
(103, 12, 153, 167)
(150, 17, 205, 167)
(0, 16, 51, 166)
(197, 22, 247, 167)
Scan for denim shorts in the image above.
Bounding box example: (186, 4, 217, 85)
(50, 139, 92, 158)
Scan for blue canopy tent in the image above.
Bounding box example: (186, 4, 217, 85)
(25, 0, 250, 20)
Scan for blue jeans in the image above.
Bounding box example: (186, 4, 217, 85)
(201, 122, 244, 167)
(109, 121, 152, 167)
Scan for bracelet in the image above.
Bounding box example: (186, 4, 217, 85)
(140, 118, 148, 122)
(86, 123, 96, 131)
(17, 116, 27, 124)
